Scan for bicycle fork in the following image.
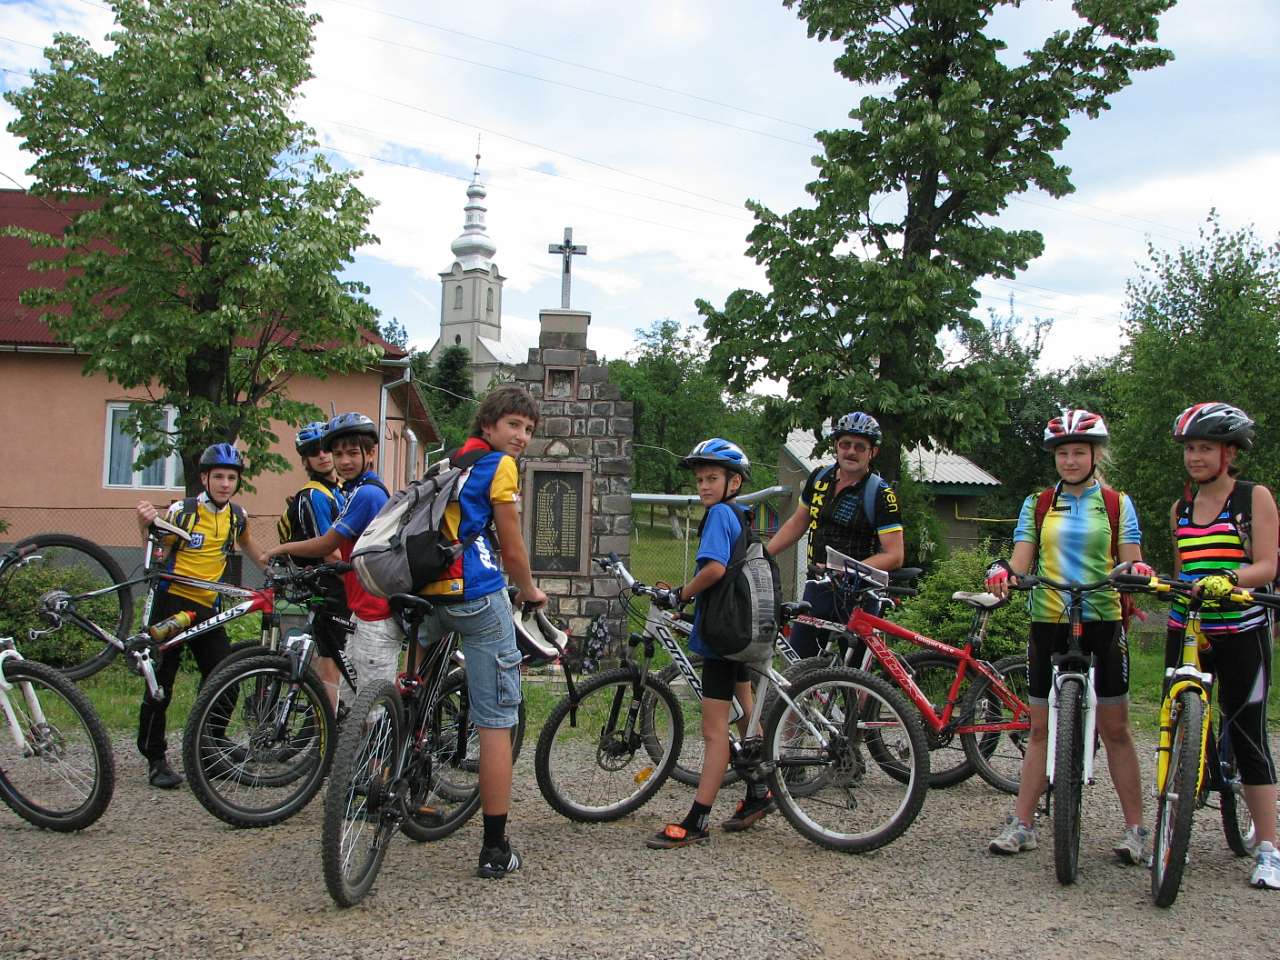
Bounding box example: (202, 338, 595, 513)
(0, 647, 46, 756)
(1046, 666, 1098, 786)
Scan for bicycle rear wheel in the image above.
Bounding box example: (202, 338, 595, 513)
(181, 655, 335, 828)
(959, 656, 1031, 794)
(1152, 689, 1204, 908)
(1052, 678, 1085, 885)
(766, 667, 929, 853)
(0, 658, 114, 831)
(321, 680, 403, 908)
(535, 667, 682, 822)
(868, 652, 976, 789)
(1219, 753, 1256, 857)
(399, 671, 526, 843)
(3, 534, 132, 680)
(652, 658, 740, 788)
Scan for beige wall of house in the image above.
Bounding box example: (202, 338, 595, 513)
(0, 351, 422, 548)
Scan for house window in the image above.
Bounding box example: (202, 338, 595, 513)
(104, 403, 184, 489)
(453, 284, 463, 309)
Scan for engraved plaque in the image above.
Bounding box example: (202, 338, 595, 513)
(546, 368, 576, 400)
(530, 468, 584, 572)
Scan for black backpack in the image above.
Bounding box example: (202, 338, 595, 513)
(697, 506, 782, 663)
(277, 479, 339, 546)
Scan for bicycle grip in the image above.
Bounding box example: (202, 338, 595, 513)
(1111, 573, 1156, 588)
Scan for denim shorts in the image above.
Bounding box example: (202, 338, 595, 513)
(419, 590, 521, 729)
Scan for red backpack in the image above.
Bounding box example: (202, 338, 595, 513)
(1033, 483, 1141, 629)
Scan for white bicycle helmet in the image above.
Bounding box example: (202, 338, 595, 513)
(1043, 409, 1109, 449)
(833, 411, 883, 444)
(514, 604, 568, 662)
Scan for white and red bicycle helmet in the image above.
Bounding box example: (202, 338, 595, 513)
(1043, 409, 1109, 450)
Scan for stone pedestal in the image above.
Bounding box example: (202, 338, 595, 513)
(513, 309, 632, 645)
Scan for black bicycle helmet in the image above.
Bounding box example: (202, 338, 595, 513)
(322, 412, 379, 451)
(1172, 402, 1255, 449)
(198, 442, 244, 472)
(295, 421, 328, 457)
(678, 438, 751, 480)
(832, 411, 882, 445)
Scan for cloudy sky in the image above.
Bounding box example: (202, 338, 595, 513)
(2, 0, 1277, 374)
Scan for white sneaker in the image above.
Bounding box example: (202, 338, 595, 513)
(1251, 841, 1280, 890)
(1113, 825, 1150, 865)
(989, 816, 1038, 855)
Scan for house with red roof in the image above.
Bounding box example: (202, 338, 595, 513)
(0, 188, 437, 552)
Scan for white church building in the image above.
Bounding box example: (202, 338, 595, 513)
(425, 164, 523, 395)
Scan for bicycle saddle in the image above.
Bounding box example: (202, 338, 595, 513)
(950, 591, 1005, 610)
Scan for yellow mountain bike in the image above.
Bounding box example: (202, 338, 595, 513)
(1112, 570, 1279, 907)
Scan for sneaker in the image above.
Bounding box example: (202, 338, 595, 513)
(646, 823, 710, 849)
(147, 757, 183, 790)
(477, 842, 522, 879)
(988, 816, 1037, 855)
(1251, 841, 1280, 890)
(721, 793, 774, 832)
(1113, 825, 1150, 865)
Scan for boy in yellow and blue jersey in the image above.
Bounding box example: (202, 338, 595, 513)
(135, 442, 265, 789)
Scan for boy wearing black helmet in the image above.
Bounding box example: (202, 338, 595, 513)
(134, 442, 267, 789)
(264, 412, 398, 696)
(766, 411, 905, 657)
(647, 438, 774, 849)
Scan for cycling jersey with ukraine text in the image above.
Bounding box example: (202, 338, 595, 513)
(800, 467, 903, 565)
(1013, 481, 1140, 622)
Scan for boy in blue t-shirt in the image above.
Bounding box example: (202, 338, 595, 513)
(647, 438, 773, 849)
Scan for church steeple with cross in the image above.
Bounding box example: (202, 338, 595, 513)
(431, 150, 515, 394)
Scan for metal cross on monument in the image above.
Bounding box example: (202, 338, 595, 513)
(547, 227, 587, 309)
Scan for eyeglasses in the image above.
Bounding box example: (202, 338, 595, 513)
(838, 441, 874, 454)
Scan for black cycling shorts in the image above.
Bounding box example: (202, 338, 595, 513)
(701, 657, 754, 702)
(1027, 620, 1129, 706)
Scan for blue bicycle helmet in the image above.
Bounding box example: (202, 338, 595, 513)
(679, 438, 751, 480)
(295, 421, 328, 456)
(832, 411, 883, 445)
(198, 442, 245, 472)
(322, 412, 378, 451)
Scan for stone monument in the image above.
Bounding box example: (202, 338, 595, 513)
(511, 229, 633, 647)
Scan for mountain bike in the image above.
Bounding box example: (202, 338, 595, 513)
(1111, 571, 1280, 907)
(811, 548, 1032, 796)
(1004, 571, 1119, 885)
(179, 560, 355, 828)
(535, 554, 930, 854)
(0, 541, 114, 831)
(321, 591, 555, 906)
(23, 518, 304, 696)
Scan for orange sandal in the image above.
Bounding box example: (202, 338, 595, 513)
(646, 822, 710, 849)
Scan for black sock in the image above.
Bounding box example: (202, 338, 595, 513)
(483, 813, 508, 849)
(747, 779, 770, 801)
(680, 801, 711, 832)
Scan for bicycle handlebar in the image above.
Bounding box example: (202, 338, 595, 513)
(1110, 572, 1280, 610)
(1010, 573, 1114, 594)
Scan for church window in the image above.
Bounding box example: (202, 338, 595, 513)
(486, 288, 494, 312)
(453, 284, 463, 309)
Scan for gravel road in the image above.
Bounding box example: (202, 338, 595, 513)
(2, 730, 1277, 960)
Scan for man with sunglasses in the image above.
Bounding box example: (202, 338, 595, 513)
(766, 411, 905, 657)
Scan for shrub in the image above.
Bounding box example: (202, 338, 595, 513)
(0, 562, 130, 668)
(887, 541, 1028, 660)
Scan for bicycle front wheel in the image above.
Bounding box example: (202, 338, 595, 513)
(181, 655, 335, 828)
(399, 671, 526, 843)
(1152, 689, 1204, 908)
(1051, 678, 1085, 885)
(3, 534, 132, 680)
(535, 667, 682, 822)
(0, 658, 115, 831)
(321, 680, 403, 908)
(766, 667, 929, 853)
(651, 658, 740, 789)
(959, 656, 1031, 794)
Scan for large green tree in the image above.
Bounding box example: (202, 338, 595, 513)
(5, 0, 379, 489)
(411, 344, 476, 451)
(1111, 215, 1280, 571)
(698, 0, 1174, 479)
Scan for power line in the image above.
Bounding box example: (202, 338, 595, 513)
(344, 30, 816, 149)
(315, 0, 818, 133)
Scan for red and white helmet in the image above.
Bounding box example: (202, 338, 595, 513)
(1043, 409, 1109, 449)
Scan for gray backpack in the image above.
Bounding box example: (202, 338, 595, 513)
(698, 507, 782, 663)
(350, 447, 491, 599)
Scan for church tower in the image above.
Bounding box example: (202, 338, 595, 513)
(431, 156, 511, 395)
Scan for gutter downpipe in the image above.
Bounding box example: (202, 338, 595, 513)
(378, 356, 412, 481)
